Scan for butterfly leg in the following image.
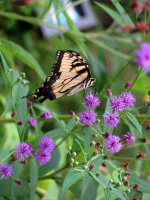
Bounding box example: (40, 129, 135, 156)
(90, 86, 96, 94)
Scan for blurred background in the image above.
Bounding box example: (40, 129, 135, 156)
(0, 0, 150, 199)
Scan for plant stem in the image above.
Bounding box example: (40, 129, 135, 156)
(38, 164, 70, 181)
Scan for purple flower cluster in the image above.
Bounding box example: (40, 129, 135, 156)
(29, 117, 37, 127)
(42, 111, 52, 119)
(83, 91, 100, 109)
(103, 111, 119, 128)
(15, 142, 34, 160)
(0, 162, 13, 179)
(34, 136, 55, 165)
(134, 42, 150, 72)
(109, 92, 136, 112)
(79, 110, 97, 127)
(79, 91, 100, 127)
(122, 132, 135, 144)
(103, 92, 136, 129)
(104, 135, 123, 154)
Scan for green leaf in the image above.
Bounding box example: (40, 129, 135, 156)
(0, 51, 12, 85)
(30, 159, 38, 200)
(9, 177, 15, 200)
(39, 148, 60, 176)
(51, 112, 65, 131)
(61, 169, 86, 198)
(65, 116, 76, 132)
(111, 0, 134, 25)
(80, 173, 98, 200)
(74, 139, 84, 155)
(104, 189, 111, 200)
(84, 128, 91, 161)
(94, 2, 123, 25)
(89, 172, 126, 200)
(0, 179, 29, 196)
(128, 169, 150, 194)
(5, 94, 12, 113)
(69, 184, 81, 199)
(125, 112, 142, 136)
(51, 36, 71, 50)
(0, 39, 46, 80)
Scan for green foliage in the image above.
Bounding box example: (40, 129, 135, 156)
(0, 0, 150, 199)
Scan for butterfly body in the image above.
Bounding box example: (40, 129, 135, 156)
(33, 50, 96, 103)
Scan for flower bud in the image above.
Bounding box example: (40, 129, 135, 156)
(95, 142, 100, 148)
(71, 152, 77, 158)
(133, 183, 139, 190)
(102, 162, 107, 167)
(103, 155, 108, 160)
(68, 147, 72, 151)
(20, 160, 28, 164)
(97, 119, 100, 123)
(70, 158, 74, 163)
(125, 189, 130, 193)
(21, 80, 26, 84)
(124, 180, 129, 187)
(125, 81, 131, 90)
(141, 137, 147, 143)
(90, 141, 96, 147)
(109, 179, 114, 184)
(15, 180, 23, 185)
(69, 110, 75, 116)
(73, 162, 79, 167)
(96, 172, 101, 177)
(11, 112, 16, 118)
(85, 124, 90, 128)
(27, 101, 32, 107)
(115, 182, 122, 187)
(11, 156, 18, 162)
(92, 133, 97, 138)
(93, 151, 98, 156)
(106, 89, 112, 96)
(122, 176, 127, 181)
(89, 164, 95, 170)
(109, 187, 113, 190)
(82, 165, 88, 170)
(18, 121, 23, 126)
(75, 116, 79, 121)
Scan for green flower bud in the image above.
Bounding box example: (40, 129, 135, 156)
(70, 158, 74, 163)
(71, 152, 77, 158)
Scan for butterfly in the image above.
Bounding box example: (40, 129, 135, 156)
(31, 50, 96, 103)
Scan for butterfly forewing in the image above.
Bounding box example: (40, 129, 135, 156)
(32, 50, 95, 103)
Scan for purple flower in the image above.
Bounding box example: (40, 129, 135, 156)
(14, 142, 33, 160)
(104, 135, 123, 154)
(134, 42, 150, 72)
(103, 111, 119, 128)
(83, 91, 100, 109)
(119, 92, 136, 110)
(29, 117, 37, 127)
(79, 110, 97, 127)
(122, 132, 135, 144)
(39, 136, 55, 152)
(147, 174, 150, 183)
(109, 96, 124, 112)
(42, 111, 51, 119)
(34, 150, 51, 165)
(0, 162, 13, 179)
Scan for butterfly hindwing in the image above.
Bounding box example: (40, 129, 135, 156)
(32, 50, 95, 103)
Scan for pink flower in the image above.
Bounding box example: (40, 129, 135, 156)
(122, 132, 135, 144)
(0, 162, 13, 179)
(134, 42, 150, 72)
(104, 135, 123, 154)
(103, 111, 119, 128)
(79, 110, 97, 127)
